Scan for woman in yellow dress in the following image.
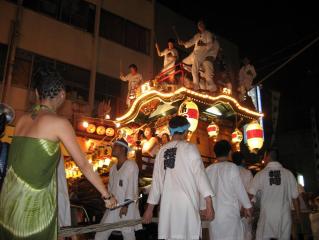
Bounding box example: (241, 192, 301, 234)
(0, 68, 116, 240)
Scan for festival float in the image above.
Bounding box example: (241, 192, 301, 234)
(65, 64, 265, 181)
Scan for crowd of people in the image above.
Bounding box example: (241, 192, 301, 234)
(94, 114, 314, 240)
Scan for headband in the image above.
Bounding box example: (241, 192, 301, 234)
(114, 140, 131, 151)
(169, 123, 190, 136)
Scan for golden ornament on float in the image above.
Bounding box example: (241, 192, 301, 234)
(232, 128, 243, 144)
(86, 124, 96, 134)
(140, 81, 151, 93)
(207, 121, 219, 140)
(178, 99, 199, 132)
(245, 121, 264, 153)
(232, 128, 243, 151)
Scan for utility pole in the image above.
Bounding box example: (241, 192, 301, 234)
(88, 0, 102, 113)
(1, 0, 24, 103)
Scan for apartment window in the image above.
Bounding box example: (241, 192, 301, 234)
(56, 61, 90, 101)
(100, 9, 151, 55)
(23, 0, 58, 18)
(95, 73, 121, 101)
(31, 54, 90, 101)
(100, 11, 125, 44)
(12, 0, 96, 33)
(95, 73, 123, 116)
(125, 21, 150, 54)
(59, 0, 95, 33)
(0, 44, 8, 82)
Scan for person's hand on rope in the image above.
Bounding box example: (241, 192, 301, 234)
(243, 207, 253, 218)
(142, 204, 154, 224)
(204, 205, 215, 221)
(103, 194, 117, 209)
(119, 206, 128, 218)
(203, 196, 215, 221)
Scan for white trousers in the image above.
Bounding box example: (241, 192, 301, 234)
(183, 53, 216, 91)
(95, 230, 136, 240)
(200, 60, 216, 92)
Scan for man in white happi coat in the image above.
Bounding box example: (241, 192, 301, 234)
(156, 38, 179, 78)
(179, 20, 218, 92)
(248, 148, 300, 240)
(143, 116, 215, 240)
(205, 140, 252, 240)
(238, 58, 257, 99)
(95, 139, 141, 240)
(232, 151, 254, 240)
(120, 64, 143, 107)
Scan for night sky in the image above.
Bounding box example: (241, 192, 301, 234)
(159, 0, 319, 134)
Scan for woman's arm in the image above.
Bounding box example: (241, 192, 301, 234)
(142, 137, 158, 156)
(55, 118, 115, 206)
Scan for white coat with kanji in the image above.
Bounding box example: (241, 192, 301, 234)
(249, 161, 299, 240)
(205, 161, 252, 240)
(147, 140, 214, 240)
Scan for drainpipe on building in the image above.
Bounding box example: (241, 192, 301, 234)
(88, 0, 102, 114)
(0, 0, 24, 104)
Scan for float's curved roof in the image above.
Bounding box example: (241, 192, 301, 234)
(116, 87, 263, 124)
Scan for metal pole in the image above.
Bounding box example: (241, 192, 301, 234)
(88, 0, 102, 113)
(0, 22, 14, 101)
(1, 0, 24, 103)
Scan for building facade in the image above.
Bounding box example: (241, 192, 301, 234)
(0, 0, 241, 123)
(0, 0, 155, 121)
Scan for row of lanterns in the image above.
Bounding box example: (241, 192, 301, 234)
(177, 99, 264, 153)
(82, 121, 115, 137)
(207, 120, 264, 153)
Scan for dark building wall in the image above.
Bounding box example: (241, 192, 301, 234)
(277, 130, 318, 193)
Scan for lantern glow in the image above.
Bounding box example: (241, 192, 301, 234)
(245, 121, 264, 153)
(82, 121, 89, 128)
(178, 100, 199, 132)
(207, 121, 219, 139)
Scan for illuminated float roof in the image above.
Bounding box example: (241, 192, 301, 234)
(116, 87, 263, 124)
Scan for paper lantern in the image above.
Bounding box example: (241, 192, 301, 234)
(178, 100, 199, 132)
(207, 121, 219, 139)
(232, 129, 243, 144)
(86, 124, 96, 134)
(105, 128, 115, 137)
(96, 126, 106, 135)
(245, 121, 264, 153)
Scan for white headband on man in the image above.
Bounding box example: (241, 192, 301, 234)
(113, 140, 131, 151)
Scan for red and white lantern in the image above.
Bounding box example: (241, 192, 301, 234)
(207, 121, 219, 140)
(178, 100, 199, 132)
(245, 121, 264, 153)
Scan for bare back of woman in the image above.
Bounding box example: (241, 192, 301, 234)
(15, 111, 60, 141)
(0, 68, 116, 240)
